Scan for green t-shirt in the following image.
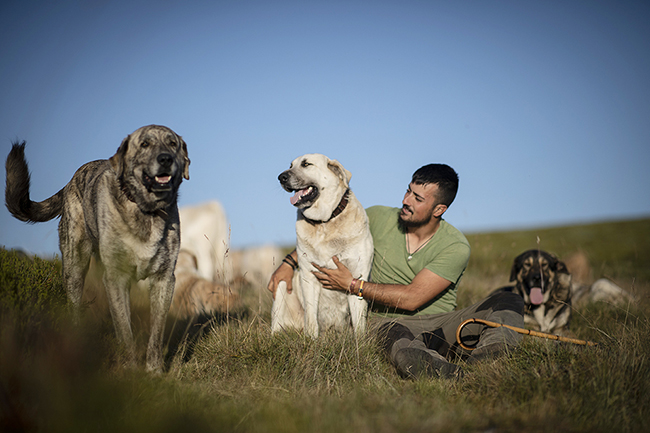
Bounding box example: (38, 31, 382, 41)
(366, 205, 471, 316)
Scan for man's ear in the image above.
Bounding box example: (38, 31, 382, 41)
(327, 159, 352, 187)
(109, 135, 129, 178)
(432, 203, 448, 218)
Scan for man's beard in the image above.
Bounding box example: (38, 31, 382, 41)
(398, 206, 432, 230)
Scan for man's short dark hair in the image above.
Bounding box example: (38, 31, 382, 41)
(411, 163, 459, 206)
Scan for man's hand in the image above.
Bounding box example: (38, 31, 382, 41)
(267, 261, 295, 299)
(312, 256, 354, 293)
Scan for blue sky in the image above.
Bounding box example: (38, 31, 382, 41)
(1, 0, 649, 257)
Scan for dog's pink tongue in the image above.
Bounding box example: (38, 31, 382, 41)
(155, 175, 171, 184)
(530, 287, 544, 305)
(290, 188, 307, 205)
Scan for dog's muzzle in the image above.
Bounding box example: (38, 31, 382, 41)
(278, 171, 319, 208)
(524, 274, 545, 306)
(144, 153, 175, 192)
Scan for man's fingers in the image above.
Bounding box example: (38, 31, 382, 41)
(312, 272, 331, 288)
(267, 279, 276, 298)
(332, 255, 345, 269)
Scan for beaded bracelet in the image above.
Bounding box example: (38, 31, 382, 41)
(357, 280, 365, 300)
(282, 254, 298, 270)
(349, 278, 365, 299)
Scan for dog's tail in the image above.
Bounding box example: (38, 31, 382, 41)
(5, 141, 64, 223)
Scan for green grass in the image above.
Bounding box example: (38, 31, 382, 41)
(465, 217, 650, 280)
(1, 218, 649, 432)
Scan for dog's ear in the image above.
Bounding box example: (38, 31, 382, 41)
(327, 159, 352, 187)
(544, 252, 569, 275)
(180, 137, 190, 180)
(555, 259, 573, 298)
(555, 259, 570, 275)
(109, 135, 130, 178)
(509, 252, 527, 282)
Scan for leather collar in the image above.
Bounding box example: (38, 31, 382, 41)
(302, 189, 350, 225)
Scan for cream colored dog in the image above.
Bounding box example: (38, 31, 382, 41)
(179, 200, 230, 283)
(170, 250, 241, 319)
(272, 154, 373, 338)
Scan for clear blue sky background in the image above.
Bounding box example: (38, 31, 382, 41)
(1, 0, 649, 257)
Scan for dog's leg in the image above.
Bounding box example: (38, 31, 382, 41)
(102, 271, 137, 367)
(58, 217, 92, 323)
(347, 296, 368, 334)
(532, 307, 551, 333)
(147, 274, 175, 373)
(346, 254, 372, 335)
(271, 280, 304, 332)
(539, 304, 570, 335)
(300, 274, 320, 338)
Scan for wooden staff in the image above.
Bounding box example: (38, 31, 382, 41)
(455, 318, 598, 351)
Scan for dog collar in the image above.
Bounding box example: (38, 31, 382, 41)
(302, 189, 350, 225)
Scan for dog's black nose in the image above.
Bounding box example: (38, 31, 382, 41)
(278, 172, 289, 183)
(157, 153, 173, 168)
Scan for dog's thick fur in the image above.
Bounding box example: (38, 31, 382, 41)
(5, 125, 190, 372)
(231, 244, 284, 290)
(171, 250, 241, 319)
(179, 200, 230, 283)
(271, 153, 373, 338)
(501, 249, 572, 334)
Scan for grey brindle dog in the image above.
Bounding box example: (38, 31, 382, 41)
(5, 125, 190, 372)
(503, 249, 572, 335)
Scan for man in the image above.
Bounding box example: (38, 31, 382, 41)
(268, 164, 524, 379)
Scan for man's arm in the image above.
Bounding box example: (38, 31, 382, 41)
(312, 256, 451, 312)
(267, 249, 297, 298)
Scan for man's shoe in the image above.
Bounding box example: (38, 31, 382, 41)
(394, 347, 462, 379)
(466, 342, 511, 364)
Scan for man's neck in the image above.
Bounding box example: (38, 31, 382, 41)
(406, 217, 442, 242)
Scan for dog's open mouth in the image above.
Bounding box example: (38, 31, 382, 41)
(143, 172, 173, 192)
(289, 186, 319, 207)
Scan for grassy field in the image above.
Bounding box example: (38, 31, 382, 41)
(1, 218, 649, 432)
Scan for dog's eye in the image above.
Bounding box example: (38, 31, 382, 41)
(301, 160, 311, 168)
(141, 140, 149, 148)
(169, 141, 177, 148)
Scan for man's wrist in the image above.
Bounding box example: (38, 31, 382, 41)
(282, 254, 298, 270)
(349, 278, 358, 294)
(349, 278, 366, 299)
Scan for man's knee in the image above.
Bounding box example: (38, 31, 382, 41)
(478, 290, 525, 315)
(376, 322, 416, 354)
